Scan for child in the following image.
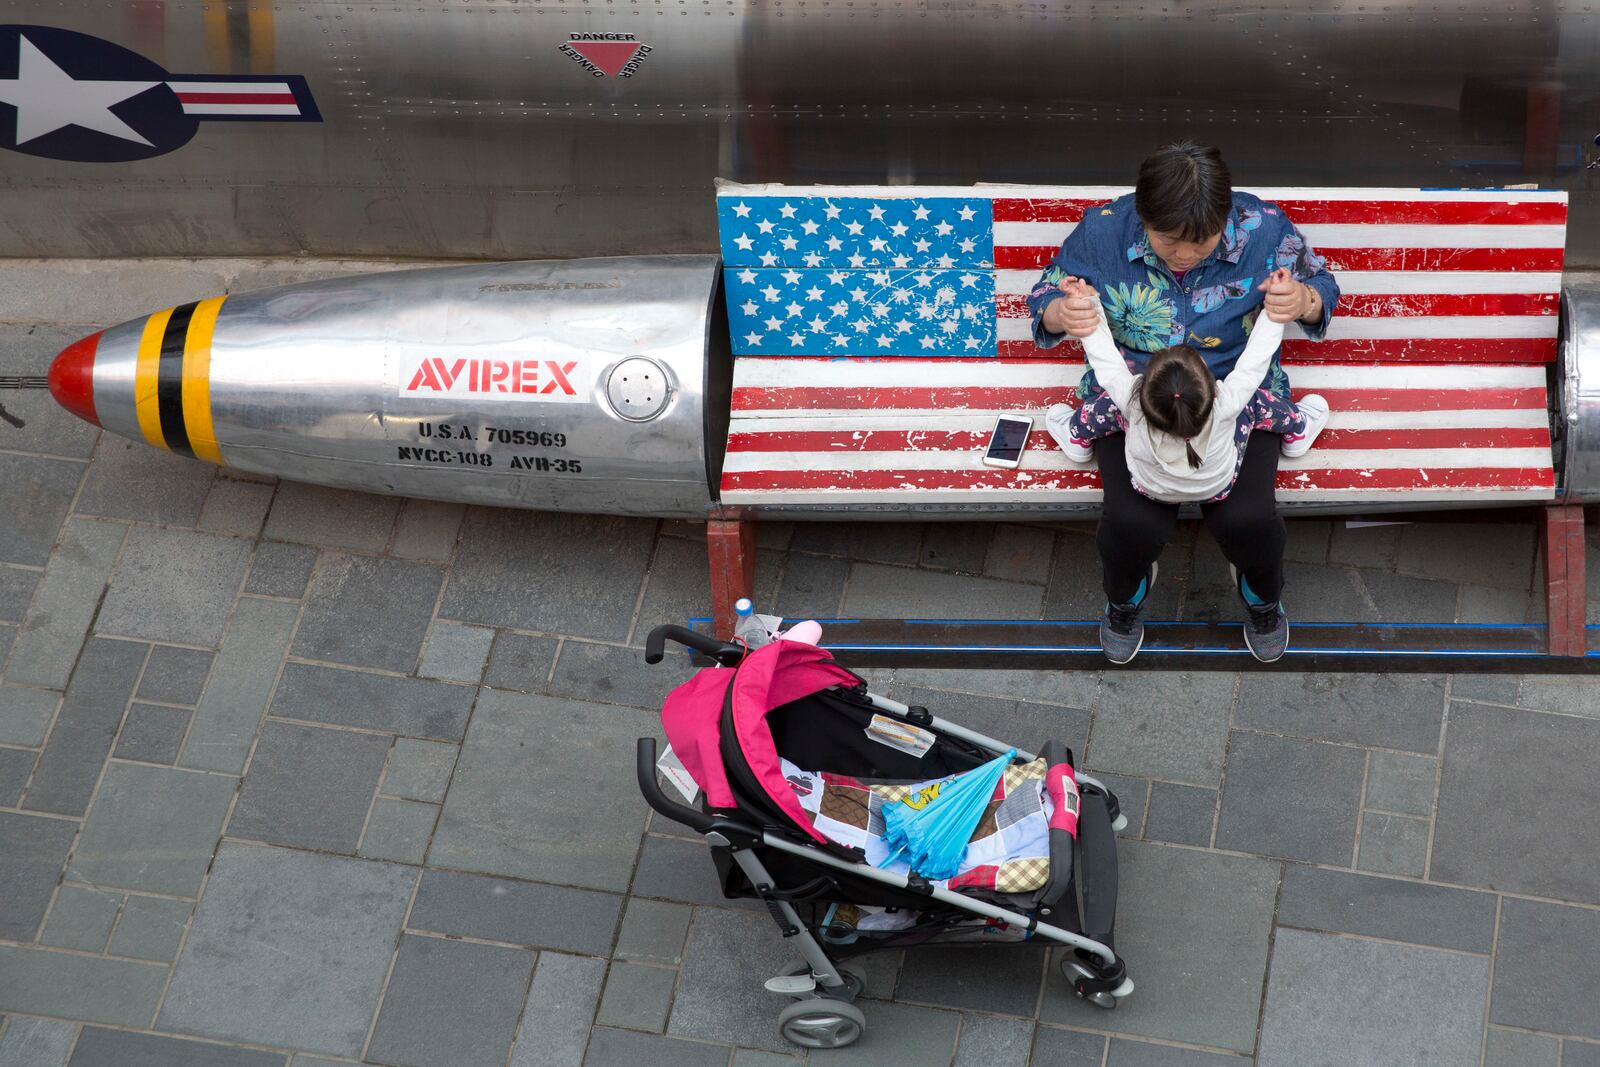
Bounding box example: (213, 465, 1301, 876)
(1045, 269, 1330, 505)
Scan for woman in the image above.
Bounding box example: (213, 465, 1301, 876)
(1026, 142, 1340, 664)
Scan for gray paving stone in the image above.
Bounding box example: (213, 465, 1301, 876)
(293, 554, 442, 673)
(291, 1059, 357, 1067)
(597, 961, 678, 1033)
(23, 637, 146, 816)
(359, 798, 437, 864)
(136, 646, 213, 706)
(0, 686, 61, 747)
(95, 528, 252, 646)
(1040, 842, 1278, 1053)
(919, 522, 991, 573)
(0, 747, 32, 805)
(196, 478, 276, 538)
(1276, 866, 1496, 953)
(732, 1052, 802, 1067)
(1029, 1027, 1109, 1067)
(158, 843, 415, 1056)
(631, 834, 756, 909)
(1143, 782, 1216, 847)
(615, 899, 694, 965)
(843, 562, 1044, 620)
(368, 935, 535, 1067)
(180, 597, 299, 773)
(891, 665, 1097, 710)
(418, 622, 493, 683)
(382, 739, 457, 803)
(113, 703, 191, 764)
(0, 322, 101, 459)
(985, 525, 1055, 584)
(1282, 518, 1333, 565)
(1088, 671, 1236, 786)
(1257, 928, 1488, 1067)
(0, 455, 83, 568)
(1328, 520, 1404, 569)
(243, 542, 318, 598)
(443, 509, 656, 639)
(582, 1029, 729, 1067)
(546, 639, 690, 710)
(952, 1013, 1032, 1067)
(229, 721, 388, 853)
(887, 684, 1091, 764)
(1216, 732, 1364, 865)
(0, 1016, 77, 1067)
(5, 519, 126, 689)
(73, 435, 212, 527)
(0, 813, 77, 940)
(0, 623, 11, 670)
(69, 762, 236, 895)
(508, 952, 607, 1067)
(482, 632, 560, 693)
(1365, 751, 1437, 815)
(1457, 582, 1542, 625)
(0, 947, 167, 1027)
(408, 869, 623, 955)
(1106, 1040, 1245, 1066)
(68, 1027, 285, 1067)
(1281, 561, 1459, 623)
(635, 535, 725, 632)
(1566, 1041, 1600, 1067)
(0, 567, 39, 624)
(262, 483, 400, 553)
(1491, 897, 1600, 1040)
(1045, 527, 1183, 623)
(432, 690, 654, 891)
(1234, 672, 1446, 753)
(668, 906, 808, 1052)
(39, 885, 120, 952)
(791, 522, 923, 565)
(1356, 812, 1429, 877)
(269, 662, 475, 742)
(1489, 674, 1600, 719)
(1082, 770, 1147, 838)
(107, 895, 192, 962)
(804, 1000, 961, 1066)
(1483, 1028, 1558, 1067)
(1397, 521, 1535, 590)
(893, 944, 1045, 1014)
(1449, 671, 1522, 707)
(1433, 703, 1600, 903)
(390, 499, 465, 561)
(771, 550, 849, 619)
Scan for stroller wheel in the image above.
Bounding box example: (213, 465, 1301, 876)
(781, 961, 865, 1002)
(777, 998, 866, 1049)
(1086, 990, 1119, 1010)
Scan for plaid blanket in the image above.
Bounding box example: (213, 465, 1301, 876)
(779, 757, 1054, 894)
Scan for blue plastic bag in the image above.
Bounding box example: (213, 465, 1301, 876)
(879, 748, 1017, 880)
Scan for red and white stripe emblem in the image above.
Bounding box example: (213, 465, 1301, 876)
(168, 80, 307, 117)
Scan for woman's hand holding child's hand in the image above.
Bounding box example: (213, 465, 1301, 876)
(1258, 268, 1308, 323)
(1045, 276, 1101, 339)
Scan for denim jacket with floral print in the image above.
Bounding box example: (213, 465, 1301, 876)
(1026, 191, 1340, 398)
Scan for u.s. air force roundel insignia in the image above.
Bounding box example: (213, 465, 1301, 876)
(0, 24, 320, 163)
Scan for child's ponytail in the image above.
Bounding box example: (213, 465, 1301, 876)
(1141, 346, 1215, 467)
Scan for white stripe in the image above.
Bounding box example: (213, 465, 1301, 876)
(716, 184, 1568, 205)
(727, 408, 1551, 436)
(168, 80, 291, 94)
(991, 315, 1557, 341)
(723, 447, 1549, 475)
(180, 103, 303, 116)
(995, 270, 1563, 297)
(992, 221, 1565, 250)
(721, 485, 1557, 506)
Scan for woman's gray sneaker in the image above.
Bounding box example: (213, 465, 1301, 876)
(1100, 564, 1156, 665)
(1244, 601, 1289, 663)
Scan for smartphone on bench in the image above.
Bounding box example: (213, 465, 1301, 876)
(982, 414, 1032, 469)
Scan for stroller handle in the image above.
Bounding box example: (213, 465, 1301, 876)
(637, 737, 716, 833)
(645, 624, 743, 666)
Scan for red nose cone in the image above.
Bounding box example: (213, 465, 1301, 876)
(49, 332, 101, 427)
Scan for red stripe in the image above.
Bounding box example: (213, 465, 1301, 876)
(991, 197, 1567, 225)
(993, 245, 1564, 272)
(991, 338, 1557, 364)
(996, 291, 1557, 321)
(1288, 387, 1546, 412)
(1316, 427, 1550, 449)
(175, 91, 297, 105)
(731, 385, 1546, 413)
(726, 426, 1552, 454)
(722, 467, 1552, 493)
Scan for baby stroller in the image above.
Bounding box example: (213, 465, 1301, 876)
(636, 624, 1132, 1050)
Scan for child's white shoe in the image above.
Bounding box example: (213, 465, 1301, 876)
(1281, 393, 1329, 459)
(1047, 404, 1095, 463)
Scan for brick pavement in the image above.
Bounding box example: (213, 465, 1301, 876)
(2, 261, 1599, 1066)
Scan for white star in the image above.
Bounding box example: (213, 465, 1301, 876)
(764, 315, 783, 331)
(891, 255, 911, 269)
(913, 238, 931, 254)
(916, 302, 937, 320)
(802, 253, 823, 268)
(875, 334, 893, 347)
(889, 222, 909, 238)
(789, 331, 807, 347)
(781, 269, 802, 285)
(958, 205, 977, 221)
(869, 237, 888, 252)
(786, 301, 804, 317)
(853, 319, 872, 333)
(934, 221, 954, 237)
(936, 255, 955, 269)
(848, 253, 866, 268)
(733, 233, 755, 251)
(809, 315, 829, 333)
(0, 37, 159, 147)
(740, 299, 759, 315)
(824, 204, 842, 219)
(964, 337, 983, 350)
(892, 289, 913, 304)
(731, 201, 752, 217)
(805, 286, 824, 301)
(941, 319, 960, 334)
(914, 272, 935, 287)
(779, 235, 799, 251)
(867, 271, 890, 286)
(737, 269, 757, 284)
(959, 238, 977, 253)
(895, 320, 914, 334)
(828, 270, 848, 285)
(760, 284, 781, 302)
(825, 236, 843, 252)
(959, 272, 980, 287)
(920, 337, 937, 350)
(756, 219, 776, 234)
(849, 287, 867, 302)
(871, 303, 890, 318)
(779, 202, 798, 218)
(760, 252, 779, 266)
(913, 204, 931, 221)
(833, 333, 850, 346)
(800, 220, 820, 235)
(868, 204, 886, 221)
(830, 301, 849, 316)
(745, 332, 763, 345)
(845, 221, 865, 236)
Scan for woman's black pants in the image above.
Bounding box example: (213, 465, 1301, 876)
(1094, 431, 1286, 606)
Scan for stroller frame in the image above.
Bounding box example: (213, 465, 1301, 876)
(637, 625, 1133, 1048)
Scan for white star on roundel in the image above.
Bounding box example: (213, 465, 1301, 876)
(0, 36, 160, 147)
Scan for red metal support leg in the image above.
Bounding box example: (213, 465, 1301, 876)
(707, 518, 757, 639)
(1540, 505, 1587, 658)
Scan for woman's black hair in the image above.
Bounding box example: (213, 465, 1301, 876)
(1140, 346, 1215, 469)
(1135, 142, 1234, 243)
